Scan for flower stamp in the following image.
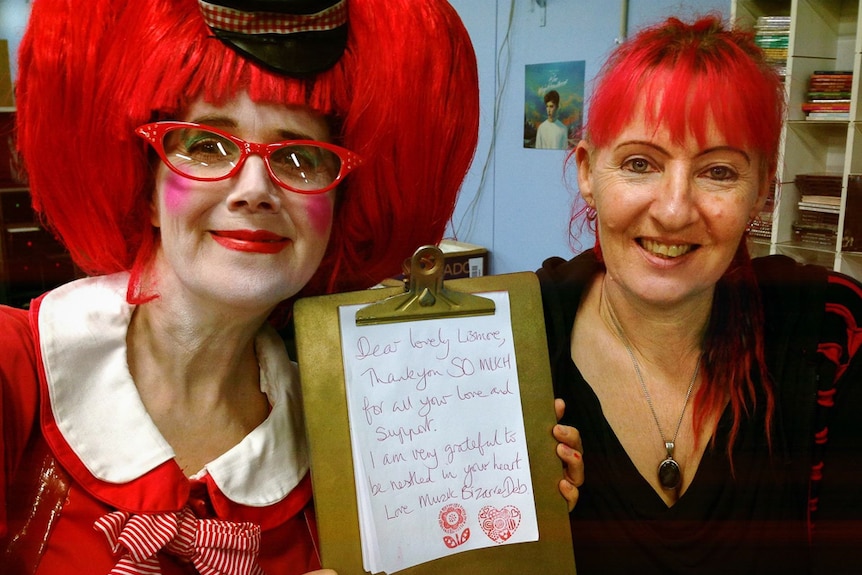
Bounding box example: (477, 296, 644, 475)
(438, 504, 470, 548)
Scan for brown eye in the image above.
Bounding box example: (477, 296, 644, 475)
(707, 166, 736, 181)
(624, 158, 651, 173)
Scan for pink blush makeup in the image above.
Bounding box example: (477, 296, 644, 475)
(162, 172, 194, 214)
(304, 196, 335, 234)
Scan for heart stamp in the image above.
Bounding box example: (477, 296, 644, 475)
(438, 504, 470, 548)
(478, 505, 521, 543)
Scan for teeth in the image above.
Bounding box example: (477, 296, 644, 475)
(641, 239, 691, 258)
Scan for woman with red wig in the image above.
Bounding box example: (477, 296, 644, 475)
(0, 0, 478, 573)
(547, 15, 862, 574)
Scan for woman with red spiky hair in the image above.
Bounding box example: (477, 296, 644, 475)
(0, 1, 479, 573)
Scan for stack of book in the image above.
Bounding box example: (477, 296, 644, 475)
(754, 16, 790, 76)
(803, 71, 852, 120)
(793, 173, 841, 247)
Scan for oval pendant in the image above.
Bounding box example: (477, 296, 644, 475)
(658, 457, 681, 490)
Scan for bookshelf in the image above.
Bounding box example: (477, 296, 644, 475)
(732, 0, 862, 281)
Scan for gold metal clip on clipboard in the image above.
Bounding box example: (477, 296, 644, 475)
(355, 244, 496, 325)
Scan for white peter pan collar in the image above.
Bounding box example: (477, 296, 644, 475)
(38, 273, 308, 506)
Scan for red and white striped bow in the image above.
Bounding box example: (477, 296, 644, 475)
(94, 507, 264, 575)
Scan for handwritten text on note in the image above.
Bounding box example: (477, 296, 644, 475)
(338, 292, 538, 574)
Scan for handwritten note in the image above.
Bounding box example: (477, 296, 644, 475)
(338, 291, 538, 574)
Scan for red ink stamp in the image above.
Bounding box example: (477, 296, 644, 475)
(439, 503, 470, 548)
(478, 505, 521, 543)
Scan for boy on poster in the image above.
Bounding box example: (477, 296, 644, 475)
(524, 60, 585, 150)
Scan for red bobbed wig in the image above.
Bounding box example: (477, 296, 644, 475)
(15, 0, 479, 303)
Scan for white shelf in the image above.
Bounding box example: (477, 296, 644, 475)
(733, 0, 862, 281)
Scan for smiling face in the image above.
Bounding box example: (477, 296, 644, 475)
(149, 92, 336, 313)
(576, 101, 769, 309)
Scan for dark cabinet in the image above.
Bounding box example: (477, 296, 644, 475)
(1, 110, 81, 308)
(0, 188, 82, 308)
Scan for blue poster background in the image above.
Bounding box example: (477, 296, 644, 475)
(524, 60, 585, 149)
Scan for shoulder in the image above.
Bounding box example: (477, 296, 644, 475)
(0, 304, 32, 346)
(536, 250, 600, 292)
(0, 304, 38, 385)
(0, 304, 41, 478)
(753, 255, 831, 332)
(753, 254, 862, 326)
(753, 255, 862, 382)
(753, 254, 829, 294)
(536, 250, 600, 358)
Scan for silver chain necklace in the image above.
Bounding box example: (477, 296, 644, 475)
(607, 308, 701, 492)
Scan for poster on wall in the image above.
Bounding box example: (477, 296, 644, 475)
(524, 60, 585, 150)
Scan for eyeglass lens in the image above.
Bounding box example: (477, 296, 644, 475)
(161, 127, 342, 192)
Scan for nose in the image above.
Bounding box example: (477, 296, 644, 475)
(226, 154, 282, 213)
(650, 164, 698, 230)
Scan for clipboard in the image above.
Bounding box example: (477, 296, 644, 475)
(293, 246, 575, 575)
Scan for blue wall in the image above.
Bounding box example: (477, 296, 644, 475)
(448, 0, 730, 274)
(0, 0, 29, 83)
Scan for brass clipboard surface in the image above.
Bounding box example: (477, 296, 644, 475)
(293, 253, 575, 575)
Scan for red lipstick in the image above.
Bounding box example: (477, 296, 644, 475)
(210, 229, 289, 254)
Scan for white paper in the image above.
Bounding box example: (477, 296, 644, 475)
(338, 291, 538, 574)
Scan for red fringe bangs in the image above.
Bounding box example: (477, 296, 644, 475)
(586, 16, 784, 178)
